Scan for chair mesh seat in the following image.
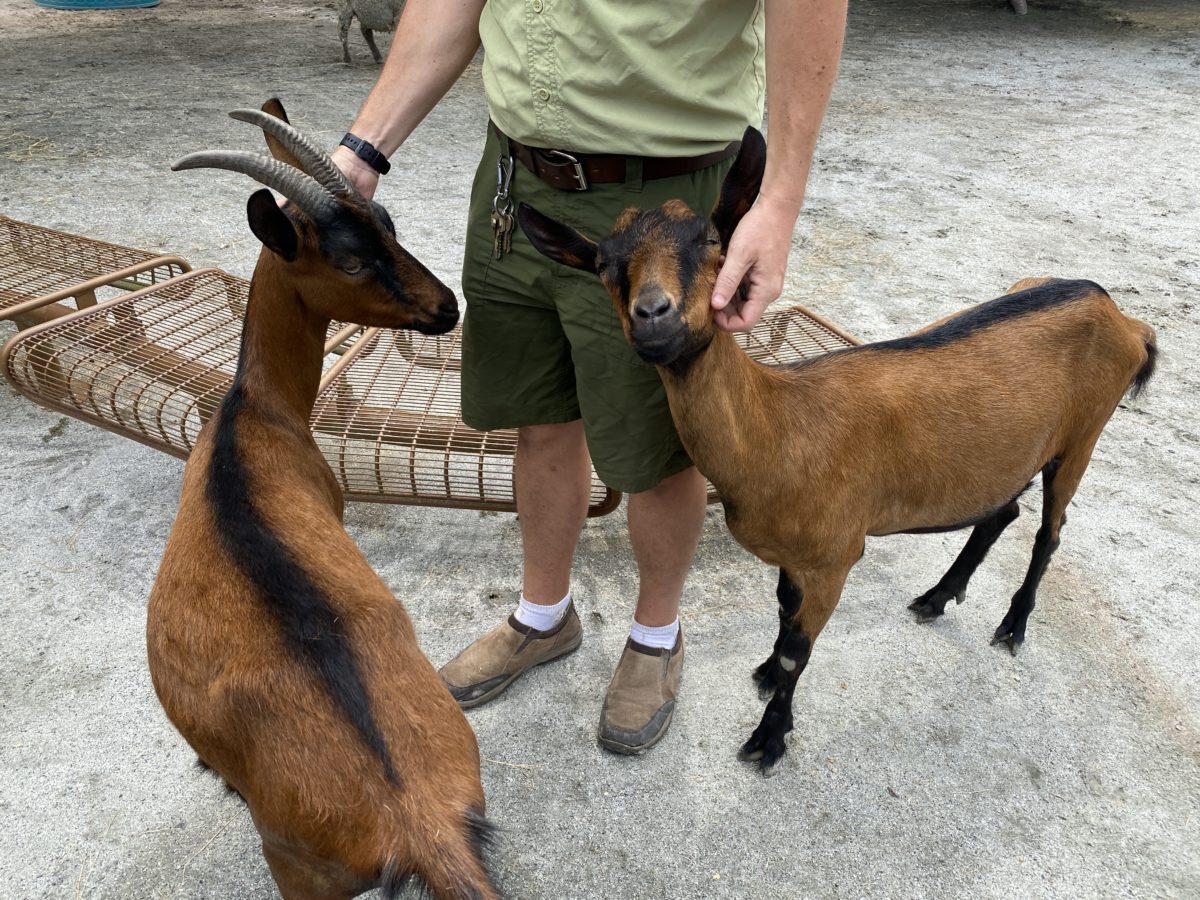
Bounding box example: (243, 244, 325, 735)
(0, 215, 189, 321)
(3, 265, 858, 515)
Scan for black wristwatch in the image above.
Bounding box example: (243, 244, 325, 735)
(339, 133, 391, 176)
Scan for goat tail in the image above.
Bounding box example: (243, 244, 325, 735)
(1127, 319, 1157, 400)
(381, 807, 500, 900)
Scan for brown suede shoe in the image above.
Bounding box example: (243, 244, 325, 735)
(597, 630, 684, 755)
(438, 602, 582, 709)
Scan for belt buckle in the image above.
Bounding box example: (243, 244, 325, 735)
(541, 149, 590, 191)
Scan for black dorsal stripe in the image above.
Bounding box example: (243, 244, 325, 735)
(865, 279, 1104, 353)
(779, 279, 1106, 372)
(207, 381, 398, 784)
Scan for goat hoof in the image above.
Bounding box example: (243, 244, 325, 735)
(991, 624, 1025, 656)
(908, 592, 948, 620)
(739, 710, 792, 773)
(738, 733, 787, 774)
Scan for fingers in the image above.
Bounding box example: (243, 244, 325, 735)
(712, 247, 752, 312)
(710, 201, 794, 333)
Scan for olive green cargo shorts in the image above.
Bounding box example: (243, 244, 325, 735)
(460, 127, 733, 494)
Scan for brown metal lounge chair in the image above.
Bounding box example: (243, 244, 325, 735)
(0, 215, 190, 328)
(2, 266, 858, 516)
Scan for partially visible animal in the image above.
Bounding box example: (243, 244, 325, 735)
(518, 126, 1156, 774)
(151, 99, 499, 899)
(336, 0, 406, 65)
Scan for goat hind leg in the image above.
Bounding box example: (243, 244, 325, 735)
(752, 568, 803, 699)
(261, 837, 362, 900)
(361, 25, 383, 63)
(993, 453, 1090, 653)
(910, 500, 1020, 619)
(740, 565, 847, 775)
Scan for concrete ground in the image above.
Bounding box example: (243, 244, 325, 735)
(1, 0, 1198, 897)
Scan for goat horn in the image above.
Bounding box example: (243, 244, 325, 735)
(227, 108, 355, 197)
(171, 151, 339, 221)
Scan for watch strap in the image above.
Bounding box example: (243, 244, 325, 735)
(339, 133, 391, 176)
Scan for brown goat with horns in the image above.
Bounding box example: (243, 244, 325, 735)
(148, 101, 500, 899)
(519, 126, 1156, 774)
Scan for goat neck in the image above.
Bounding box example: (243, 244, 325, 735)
(234, 251, 328, 424)
(658, 326, 800, 489)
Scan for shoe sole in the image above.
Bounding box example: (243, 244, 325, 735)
(455, 630, 583, 710)
(597, 706, 675, 756)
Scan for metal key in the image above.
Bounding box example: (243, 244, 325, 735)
(490, 154, 516, 259)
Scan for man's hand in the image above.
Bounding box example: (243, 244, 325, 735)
(331, 145, 381, 200)
(710, 194, 799, 333)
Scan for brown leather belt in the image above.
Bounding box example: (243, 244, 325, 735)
(492, 122, 741, 192)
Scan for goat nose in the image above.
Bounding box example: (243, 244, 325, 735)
(634, 290, 672, 320)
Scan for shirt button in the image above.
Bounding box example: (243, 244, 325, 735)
(531, 0, 543, 11)
(536, 88, 550, 102)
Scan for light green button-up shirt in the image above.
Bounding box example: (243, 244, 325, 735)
(479, 0, 766, 157)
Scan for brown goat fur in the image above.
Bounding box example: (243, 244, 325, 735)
(518, 126, 1156, 773)
(148, 102, 499, 898)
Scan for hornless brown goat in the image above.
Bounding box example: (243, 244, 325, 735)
(148, 101, 499, 898)
(518, 126, 1157, 774)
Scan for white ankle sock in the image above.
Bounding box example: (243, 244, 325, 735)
(514, 590, 572, 632)
(630, 617, 680, 650)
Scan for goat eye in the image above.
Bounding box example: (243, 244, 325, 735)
(702, 239, 721, 247)
(341, 261, 365, 276)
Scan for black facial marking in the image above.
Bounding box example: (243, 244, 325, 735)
(371, 201, 397, 236)
(318, 205, 409, 303)
(673, 217, 712, 300)
(208, 378, 398, 785)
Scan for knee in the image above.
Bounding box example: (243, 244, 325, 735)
(518, 420, 584, 450)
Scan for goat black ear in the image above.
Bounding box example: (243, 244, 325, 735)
(711, 126, 767, 248)
(247, 189, 299, 261)
(260, 97, 307, 170)
(517, 202, 598, 272)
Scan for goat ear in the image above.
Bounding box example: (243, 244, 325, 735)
(711, 126, 767, 248)
(259, 97, 306, 170)
(517, 202, 598, 272)
(247, 189, 299, 261)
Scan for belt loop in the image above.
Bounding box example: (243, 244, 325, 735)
(490, 120, 513, 159)
(625, 156, 644, 194)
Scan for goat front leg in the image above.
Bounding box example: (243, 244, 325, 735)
(338, 10, 354, 65)
(910, 500, 1020, 619)
(740, 563, 849, 775)
(752, 568, 803, 699)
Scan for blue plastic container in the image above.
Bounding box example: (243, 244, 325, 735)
(34, 0, 159, 9)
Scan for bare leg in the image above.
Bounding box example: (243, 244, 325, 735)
(910, 499, 1021, 619)
(514, 421, 591, 604)
(627, 466, 707, 626)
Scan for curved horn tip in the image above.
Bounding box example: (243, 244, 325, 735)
(170, 154, 206, 172)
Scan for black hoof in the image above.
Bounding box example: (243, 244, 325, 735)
(738, 708, 793, 774)
(738, 730, 787, 774)
(908, 586, 965, 620)
(992, 613, 1027, 655)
